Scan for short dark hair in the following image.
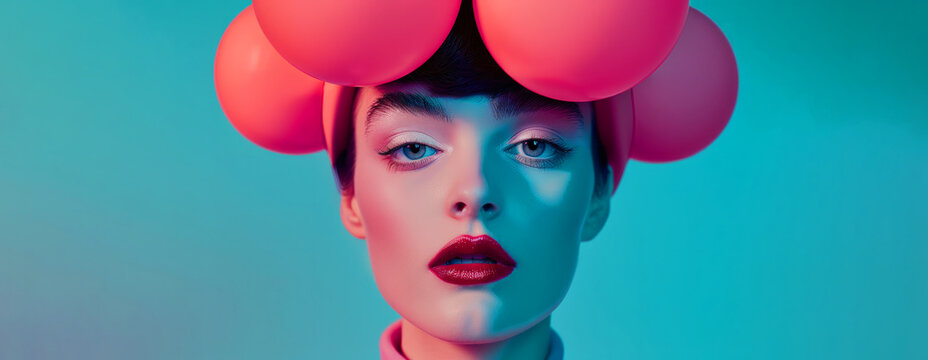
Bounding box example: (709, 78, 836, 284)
(335, 2, 609, 196)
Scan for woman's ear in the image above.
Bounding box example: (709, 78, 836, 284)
(581, 165, 613, 242)
(340, 192, 367, 239)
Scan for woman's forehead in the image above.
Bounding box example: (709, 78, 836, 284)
(356, 85, 592, 134)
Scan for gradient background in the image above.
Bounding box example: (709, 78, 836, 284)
(1, 0, 925, 359)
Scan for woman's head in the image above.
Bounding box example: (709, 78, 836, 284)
(341, 87, 611, 342)
(331, 7, 613, 342)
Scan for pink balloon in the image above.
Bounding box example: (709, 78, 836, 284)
(253, 0, 460, 86)
(594, 91, 635, 192)
(214, 6, 326, 155)
(474, 0, 689, 102)
(629, 8, 739, 163)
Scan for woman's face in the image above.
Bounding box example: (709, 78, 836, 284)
(339, 84, 609, 342)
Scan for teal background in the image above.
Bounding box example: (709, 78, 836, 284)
(1, 0, 925, 359)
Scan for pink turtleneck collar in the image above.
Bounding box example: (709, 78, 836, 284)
(379, 320, 564, 360)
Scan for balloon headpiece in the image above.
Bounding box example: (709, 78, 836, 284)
(214, 0, 738, 191)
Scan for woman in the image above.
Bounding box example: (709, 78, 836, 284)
(214, 1, 738, 358)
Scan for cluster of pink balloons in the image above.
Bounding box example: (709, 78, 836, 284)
(214, 0, 738, 179)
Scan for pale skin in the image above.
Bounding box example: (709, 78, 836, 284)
(338, 84, 612, 360)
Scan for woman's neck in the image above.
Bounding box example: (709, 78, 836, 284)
(400, 316, 552, 360)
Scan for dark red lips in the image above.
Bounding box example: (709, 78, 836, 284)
(428, 235, 517, 286)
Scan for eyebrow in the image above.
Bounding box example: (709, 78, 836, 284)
(491, 91, 584, 130)
(364, 90, 585, 133)
(365, 92, 451, 133)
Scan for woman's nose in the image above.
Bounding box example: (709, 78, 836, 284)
(449, 199, 500, 220)
(446, 161, 501, 221)
(444, 127, 503, 221)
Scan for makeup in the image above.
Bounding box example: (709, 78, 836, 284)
(428, 234, 517, 285)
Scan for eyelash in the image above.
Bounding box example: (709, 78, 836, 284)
(505, 138, 573, 169)
(378, 142, 442, 172)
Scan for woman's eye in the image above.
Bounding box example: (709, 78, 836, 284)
(505, 138, 572, 169)
(514, 139, 558, 158)
(391, 143, 438, 161)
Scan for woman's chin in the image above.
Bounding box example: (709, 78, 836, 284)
(403, 291, 547, 344)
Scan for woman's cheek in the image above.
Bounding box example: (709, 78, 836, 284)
(354, 155, 439, 279)
(523, 168, 574, 206)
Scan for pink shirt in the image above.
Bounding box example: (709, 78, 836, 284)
(379, 320, 564, 360)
